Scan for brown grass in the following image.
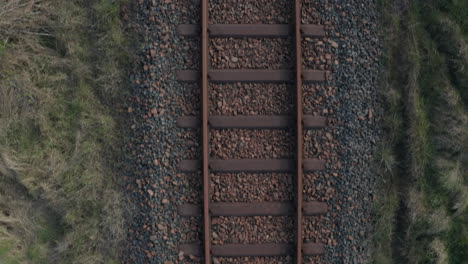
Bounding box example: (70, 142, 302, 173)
(0, 0, 129, 263)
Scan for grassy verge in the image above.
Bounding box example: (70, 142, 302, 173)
(372, 0, 467, 263)
(0, 0, 129, 263)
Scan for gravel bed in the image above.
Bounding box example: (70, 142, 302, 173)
(299, 0, 383, 263)
(303, 129, 340, 160)
(209, 0, 292, 24)
(210, 83, 293, 115)
(122, 0, 205, 262)
(123, 0, 382, 263)
(210, 129, 294, 159)
(179, 39, 201, 70)
(172, 0, 200, 24)
(303, 216, 332, 245)
(210, 38, 292, 69)
(304, 256, 325, 264)
(179, 216, 202, 243)
(212, 216, 294, 244)
(217, 257, 292, 264)
(179, 84, 201, 115)
(302, 38, 335, 71)
(303, 172, 334, 202)
(302, 84, 337, 115)
(302, 0, 333, 25)
(178, 172, 202, 204)
(179, 131, 201, 160)
(211, 173, 293, 202)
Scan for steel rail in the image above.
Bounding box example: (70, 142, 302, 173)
(295, 0, 304, 263)
(201, 0, 210, 263)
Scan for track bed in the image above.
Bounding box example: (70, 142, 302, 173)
(176, 1, 332, 263)
(123, 0, 382, 263)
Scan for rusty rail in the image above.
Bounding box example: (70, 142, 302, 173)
(295, 0, 304, 263)
(201, 0, 210, 263)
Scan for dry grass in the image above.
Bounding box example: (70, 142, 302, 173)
(0, 0, 129, 263)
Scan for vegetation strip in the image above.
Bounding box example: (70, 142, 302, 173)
(0, 0, 129, 263)
(372, 0, 467, 263)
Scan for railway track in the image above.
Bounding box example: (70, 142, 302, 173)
(176, 1, 329, 263)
